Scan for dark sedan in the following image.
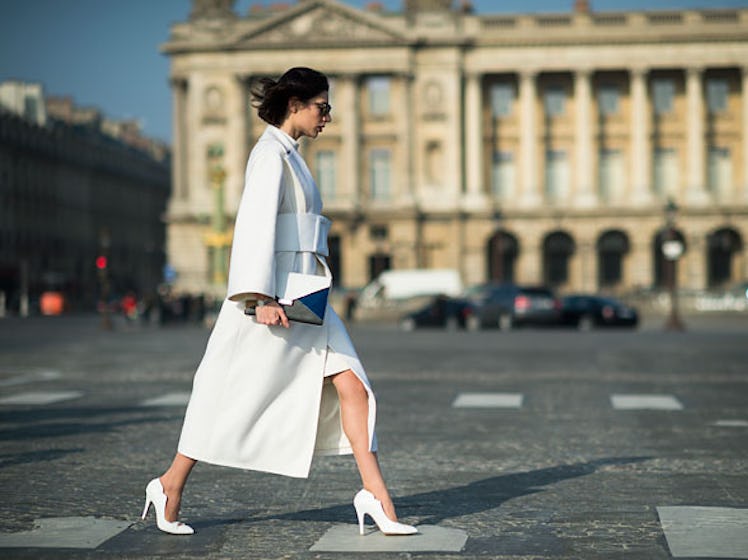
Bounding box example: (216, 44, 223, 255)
(399, 295, 472, 330)
(560, 294, 639, 330)
(462, 283, 561, 330)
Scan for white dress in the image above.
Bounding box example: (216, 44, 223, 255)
(177, 125, 377, 478)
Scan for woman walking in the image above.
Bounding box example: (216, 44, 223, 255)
(141, 67, 417, 537)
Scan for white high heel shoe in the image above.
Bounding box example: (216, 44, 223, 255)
(353, 489, 418, 536)
(141, 478, 194, 535)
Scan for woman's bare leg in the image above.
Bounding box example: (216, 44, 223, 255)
(331, 369, 399, 521)
(158, 452, 196, 522)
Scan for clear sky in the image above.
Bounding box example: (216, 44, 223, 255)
(2, 0, 748, 144)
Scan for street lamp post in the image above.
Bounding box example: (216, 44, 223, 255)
(662, 199, 685, 331)
(492, 208, 504, 283)
(205, 143, 231, 295)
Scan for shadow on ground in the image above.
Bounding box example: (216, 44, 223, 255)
(268, 456, 651, 525)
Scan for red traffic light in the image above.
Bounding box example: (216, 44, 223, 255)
(95, 256, 108, 270)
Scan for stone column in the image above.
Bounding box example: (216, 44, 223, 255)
(519, 70, 541, 207)
(743, 67, 748, 202)
(630, 68, 652, 205)
(574, 69, 596, 207)
(341, 75, 361, 208)
(399, 73, 416, 206)
(235, 75, 251, 158)
(230, 75, 251, 211)
(170, 77, 188, 201)
(464, 72, 485, 207)
(686, 67, 709, 205)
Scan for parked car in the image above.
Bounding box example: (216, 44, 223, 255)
(560, 294, 638, 330)
(399, 294, 472, 330)
(462, 283, 561, 330)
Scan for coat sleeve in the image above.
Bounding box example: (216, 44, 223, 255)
(226, 144, 285, 302)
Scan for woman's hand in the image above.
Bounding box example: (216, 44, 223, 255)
(255, 300, 289, 328)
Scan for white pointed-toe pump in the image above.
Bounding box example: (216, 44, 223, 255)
(353, 489, 418, 536)
(141, 478, 194, 535)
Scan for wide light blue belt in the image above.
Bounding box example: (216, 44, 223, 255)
(275, 213, 331, 257)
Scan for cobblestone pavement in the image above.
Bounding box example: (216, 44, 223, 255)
(0, 312, 746, 559)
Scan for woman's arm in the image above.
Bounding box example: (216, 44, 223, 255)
(226, 144, 285, 302)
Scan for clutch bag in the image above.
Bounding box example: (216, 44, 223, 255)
(245, 272, 330, 325)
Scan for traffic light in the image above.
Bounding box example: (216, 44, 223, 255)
(96, 255, 108, 270)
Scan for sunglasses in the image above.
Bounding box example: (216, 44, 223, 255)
(313, 102, 332, 117)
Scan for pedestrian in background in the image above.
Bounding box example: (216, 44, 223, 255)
(141, 67, 417, 537)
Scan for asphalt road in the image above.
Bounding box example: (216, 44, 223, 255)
(0, 312, 746, 559)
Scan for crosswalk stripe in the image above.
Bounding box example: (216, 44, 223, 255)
(0, 391, 83, 406)
(310, 524, 467, 552)
(658, 506, 748, 559)
(0, 370, 62, 387)
(713, 419, 748, 427)
(611, 394, 683, 410)
(452, 392, 523, 408)
(0, 516, 131, 549)
(140, 392, 191, 407)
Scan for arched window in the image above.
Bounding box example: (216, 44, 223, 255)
(597, 230, 630, 289)
(487, 230, 519, 283)
(543, 231, 575, 288)
(707, 228, 742, 288)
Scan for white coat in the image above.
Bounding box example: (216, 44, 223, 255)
(177, 125, 377, 478)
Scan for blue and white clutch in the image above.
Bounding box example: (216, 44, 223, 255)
(246, 272, 330, 325)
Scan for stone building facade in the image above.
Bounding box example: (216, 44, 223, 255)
(162, 0, 748, 297)
(0, 86, 170, 314)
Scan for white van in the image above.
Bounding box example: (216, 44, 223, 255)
(355, 269, 463, 319)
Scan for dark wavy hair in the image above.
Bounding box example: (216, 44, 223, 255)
(251, 67, 329, 126)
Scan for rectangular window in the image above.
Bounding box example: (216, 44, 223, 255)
(544, 86, 566, 117)
(653, 147, 678, 198)
(706, 78, 728, 114)
(490, 83, 514, 117)
(491, 151, 515, 198)
(315, 151, 336, 201)
(370, 149, 391, 201)
(544, 150, 569, 202)
(653, 78, 675, 115)
(598, 84, 619, 116)
(598, 149, 623, 203)
(708, 147, 732, 199)
(367, 76, 390, 116)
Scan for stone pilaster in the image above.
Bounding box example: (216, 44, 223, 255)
(686, 67, 709, 205)
(743, 67, 748, 202)
(230, 75, 251, 211)
(464, 72, 486, 208)
(630, 67, 652, 205)
(519, 70, 541, 207)
(341, 74, 361, 207)
(170, 77, 188, 201)
(398, 73, 416, 206)
(574, 69, 596, 207)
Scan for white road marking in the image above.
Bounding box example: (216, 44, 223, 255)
(0, 516, 131, 549)
(610, 394, 683, 410)
(140, 392, 191, 407)
(453, 392, 523, 408)
(0, 370, 62, 387)
(713, 419, 748, 427)
(0, 391, 83, 406)
(310, 524, 467, 553)
(658, 506, 748, 559)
